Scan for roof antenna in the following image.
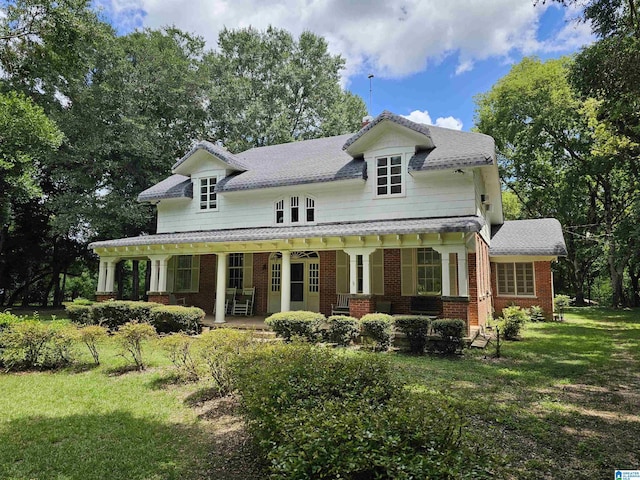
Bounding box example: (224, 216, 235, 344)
(368, 73, 374, 114)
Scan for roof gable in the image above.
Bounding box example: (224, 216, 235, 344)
(172, 140, 248, 175)
(343, 111, 434, 156)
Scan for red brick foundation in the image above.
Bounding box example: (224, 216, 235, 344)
(491, 261, 554, 320)
(349, 295, 376, 319)
(148, 294, 170, 305)
(96, 294, 116, 302)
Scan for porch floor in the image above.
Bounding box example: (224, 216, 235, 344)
(201, 314, 270, 330)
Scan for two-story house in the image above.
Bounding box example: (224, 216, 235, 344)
(89, 111, 567, 331)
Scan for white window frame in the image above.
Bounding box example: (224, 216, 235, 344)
(496, 262, 536, 297)
(275, 199, 285, 224)
(199, 176, 218, 211)
(290, 196, 300, 224)
(305, 197, 316, 223)
(416, 248, 442, 295)
(228, 253, 244, 289)
(375, 154, 404, 198)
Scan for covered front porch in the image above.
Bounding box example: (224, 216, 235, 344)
(90, 216, 486, 329)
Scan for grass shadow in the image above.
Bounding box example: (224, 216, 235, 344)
(184, 385, 221, 407)
(103, 364, 142, 376)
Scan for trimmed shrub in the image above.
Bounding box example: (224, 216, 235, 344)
(0, 312, 21, 333)
(195, 328, 254, 394)
(265, 311, 325, 342)
(92, 301, 161, 329)
(148, 305, 204, 335)
(500, 306, 530, 340)
(48, 320, 79, 365)
(359, 313, 394, 351)
(430, 318, 466, 354)
(529, 305, 544, 322)
(115, 322, 157, 370)
(394, 316, 431, 354)
(0, 319, 52, 368)
(554, 294, 571, 320)
(233, 343, 494, 480)
(158, 332, 198, 380)
(79, 325, 108, 364)
(66, 304, 93, 325)
(72, 297, 94, 306)
(325, 315, 360, 346)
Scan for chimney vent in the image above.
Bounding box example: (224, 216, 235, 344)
(362, 115, 374, 128)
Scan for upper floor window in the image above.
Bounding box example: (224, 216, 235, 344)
(274, 196, 315, 225)
(376, 155, 403, 197)
(497, 263, 535, 296)
(199, 177, 217, 210)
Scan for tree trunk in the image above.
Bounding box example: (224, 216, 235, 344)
(132, 260, 140, 301)
(630, 265, 640, 307)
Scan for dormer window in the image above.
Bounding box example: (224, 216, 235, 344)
(376, 155, 403, 197)
(275, 196, 315, 225)
(199, 177, 217, 210)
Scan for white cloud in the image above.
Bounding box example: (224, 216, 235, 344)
(402, 110, 463, 131)
(96, 0, 593, 81)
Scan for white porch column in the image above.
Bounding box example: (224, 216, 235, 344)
(149, 259, 159, 292)
(455, 247, 469, 297)
(349, 253, 358, 294)
(433, 246, 452, 297)
(280, 251, 291, 312)
(97, 259, 107, 292)
(215, 253, 228, 323)
(105, 260, 117, 293)
(158, 256, 171, 293)
(343, 248, 377, 295)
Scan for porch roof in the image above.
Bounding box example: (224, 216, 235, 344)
(490, 218, 567, 257)
(89, 215, 485, 250)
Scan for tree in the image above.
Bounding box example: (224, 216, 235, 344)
(205, 26, 367, 153)
(475, 57, 638, 306)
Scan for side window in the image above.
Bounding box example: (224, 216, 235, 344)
(275, 200, 285, 224)
(306, 197, 315, 223)
(275, 196, 315, 225)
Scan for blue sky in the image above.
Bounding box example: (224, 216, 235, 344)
(94, 0, 592, 131)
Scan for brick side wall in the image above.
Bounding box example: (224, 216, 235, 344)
(181, 254, 216, 313)
(253, 253, 270, 315)
(378, 248, 412, 314)
(319, 251, 337, 317)
(467, 252, 478, 326)
(442, 298, 469, 320)
(473, 234, 492, 327)
(491, 261, 554, 320)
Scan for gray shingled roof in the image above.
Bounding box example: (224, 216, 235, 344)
(138, 174, 193, 202)
(490, 219, 567, 257)
(89, 216, 485, 249)
(408, 126, 495, 172)
(172, 140, 249, 172)
(342, 110, 432, 150)
(217, 134, 364, 192)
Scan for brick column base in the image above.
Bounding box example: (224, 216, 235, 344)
(96, 293, 116, 302)
(147, 293, 170, 305)
(349, 295, 376, 319)
(441, 296, 469, 320)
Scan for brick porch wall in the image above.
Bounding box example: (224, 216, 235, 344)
(253, 253, 269, 315)
(180, 254, 217, 313)
(377, 248, 412, 314)
(319, 250, 337, 317)
(491, 261, 554, 320)
(96, 294, 116, 302)
(349, 295, 376, 318)
(148, 294, 170, 305)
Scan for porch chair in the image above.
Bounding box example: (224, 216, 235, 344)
(232, 287, 255, 316)
(225, 288, 237, 314)
(331, 293, 350, 316)
(169, 294, 186, 306)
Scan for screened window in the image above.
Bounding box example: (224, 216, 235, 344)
(416, 248, 442, 295)
(228, 253, 244, 289)
(497, 263, 535, 296)
(376, 155, 402, 196)
(199, 177, 217, 210)
(174, 255, 199, 292)
(290, 196, 299, 223)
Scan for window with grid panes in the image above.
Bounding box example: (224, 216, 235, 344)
(175, 256, 194, 291)
(416, 248, 441, 295)
(306, 197, 315, 222)
(497, 263, 534, 296)
(271, 263, 281, 292)
(309, 263, 319, 292)
(199, 177, 217, 210)
(275, 200, 284, 224)
(290, 196, 299, 223)
(228, 253, 244, 289)
(376, 155, 402, 196)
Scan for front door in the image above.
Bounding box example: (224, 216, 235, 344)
(290, 263, 305, 310)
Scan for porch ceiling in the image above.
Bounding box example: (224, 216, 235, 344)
(90, 216, 483, 258)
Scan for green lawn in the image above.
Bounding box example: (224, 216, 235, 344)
(0, 307, 638, 479)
